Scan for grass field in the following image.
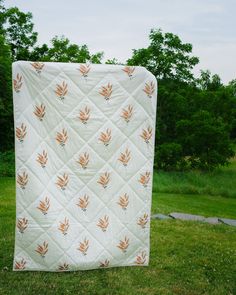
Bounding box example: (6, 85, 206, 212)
(1, 156, 236, 294)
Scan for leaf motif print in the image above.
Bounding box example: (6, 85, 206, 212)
(99, 128, 111, 146)
(30, 62, 44, 74)
(58, 217, 69, 235)
(99, 259, 110, 268)
(79, 64, 91, 77)
(14, 258, 27, 270)
(16, 217, 28, 234)
(16, 123, 27, 142)
(78, 106, 90, 124)
(37, 196, 50, 215)
(97, 215, 109, 232)
(137, 213, 149, 229)
(35, 241, 48, 258)
(33, 103, 46, 121)
(13, 73, 23, 92)
(58, 263, 69, 271)
(122, 66, 135, 78)
(117, 236, 129, 253)
(36, 150, 48, 168)
(77, 152, 89, 169)
(56, 173, 69, 190)
(140, 126, 152, 144)
(99, 83, 112, 100)
(77, 194, 89, 211)
(77, 238, 89, 255)
(143, 81, 155, 98)
(135, 251, 147, 265)
(97, 172, 110, 189)
(118, 148, 131, 166)
(56, 128, 68, 146)
(17, 172, 28, 189)
(117, 193, 129, 210)
(120, 105, 133, 123)
(55, 81, 68, 100)
(138, 172, 150, 188)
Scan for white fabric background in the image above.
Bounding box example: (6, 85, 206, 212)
(12, 61, 157, 272)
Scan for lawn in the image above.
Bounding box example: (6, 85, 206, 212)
(1, 163, 236, 294)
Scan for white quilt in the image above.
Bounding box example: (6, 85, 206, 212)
(12, 61, 157, 271)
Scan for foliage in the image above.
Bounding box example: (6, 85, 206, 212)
(0, 150, 15, 176)
(155, 79, 236, 170)
(29, 35, 104, 63)
(1, 5, 37, 60)
(127, 28, 199, 83)
(0, 34, 13, 152)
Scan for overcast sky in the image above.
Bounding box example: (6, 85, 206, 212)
(5, 0, 236, 83)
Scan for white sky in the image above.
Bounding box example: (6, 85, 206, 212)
(5, 0, 236, 84)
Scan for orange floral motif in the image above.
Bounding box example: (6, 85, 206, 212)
(58, 217, 69, 235)
(117, 193, 129, 210)
(30, 62, 44, 74)
(17, 217, 28, 233)
(135, 251, 147, 265)
(137, 213, 149, 229)
(36, 150, 48, 168)
(14, 258, 26, 270)
(37, 196, 50, 215)
(121, 105, 133, 123)
(56, 128, 68, 146)
(58, 263, 69, 271)
(16, 123, 27, 142)
(78, 106, 90, 124)
(97, 215, 109, 232)
(99, 128, 111, 146)
(33, 103, 46, 121)
(122, 66, 135, 78)
(99, 259, 110, 268)
(138, 171, 150, 188)
(77, 194, 89, 211)
(140, 126, 152, 143)
(77, 238, 89, 255)
(35, 241, 48, 258)
(118, 148, 131, 166)
(117, 236, 129, 253)
(56, 173, 69, 190)
(55, 81, 68, 100)
(79, 64, 90, 77)
(143, 81, 155, 98)
(17, 172, 28, 189)
(77, 152, 89, 169)
(97, 172, 110, 189)
(13, 73, 23, 92)
(99, 83, 113, 100)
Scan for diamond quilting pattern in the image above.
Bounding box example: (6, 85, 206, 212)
(13, 61, 157, 272)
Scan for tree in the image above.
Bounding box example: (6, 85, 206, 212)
(30, 36, 104, 63)
(127, 28, 199, 82)
(0, 34, 13, 151)
(2, 6, 37, 60)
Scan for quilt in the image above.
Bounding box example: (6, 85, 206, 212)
(12, 61, 157, 271)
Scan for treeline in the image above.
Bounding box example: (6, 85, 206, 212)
(0, 1, 236, 172)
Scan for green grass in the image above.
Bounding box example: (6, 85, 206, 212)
(1, 177, 236, 294)
(152, 193, 236, 219)
(153, 157, 236, 198)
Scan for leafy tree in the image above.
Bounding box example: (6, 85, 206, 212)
(0, 34, 13, 151)
(30, 36, 104, 63)
(1, 5, 37, 60)
(127, 28, 199, 82)
(176, 110, 234, 170)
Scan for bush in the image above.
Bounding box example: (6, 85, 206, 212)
(0, 150, 15, 176)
